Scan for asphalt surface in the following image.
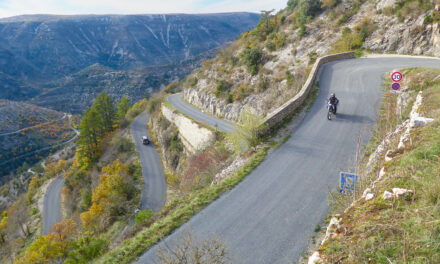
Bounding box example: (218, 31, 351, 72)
(41, 115, 78, 235)
(168, 93, 235, 133)
(133, 57, 440, 263)
(43, 176, 64, 234)
(131, 112, 166, 212)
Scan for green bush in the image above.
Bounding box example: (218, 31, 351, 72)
(65, 237, 108, 264)
(135, 209, 154, 224)
(240, 46, 265, 75)
(215, 80, 232, 98)
(266, 41, 276, 51)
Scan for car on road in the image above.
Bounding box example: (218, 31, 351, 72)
(142, 136, 150, 145)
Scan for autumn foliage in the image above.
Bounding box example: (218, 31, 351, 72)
(80, 159, 132, 232)
(15, 219, 77, 264)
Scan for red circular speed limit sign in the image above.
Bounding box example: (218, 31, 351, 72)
(391, 72, 403, 82)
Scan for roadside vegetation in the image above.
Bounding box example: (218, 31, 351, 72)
(0, 93, 146, 263)
(314, 68, 440, 263)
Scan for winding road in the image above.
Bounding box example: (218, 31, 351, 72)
(135, 56, 440, 263)
(42, 115, 78, 235)
(42, 176, 64, 234)
(131, 112, 166, 212)
(168, 94, 234, 133)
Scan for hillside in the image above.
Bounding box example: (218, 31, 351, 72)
(0, 13, 260, 107)
(179, 0, 440, 122)
(0, 100, 76, 182)
(28, 45, 226, 113)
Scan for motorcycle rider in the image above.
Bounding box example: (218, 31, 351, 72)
(328, 93, 339, 114)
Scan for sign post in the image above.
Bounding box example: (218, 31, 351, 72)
(339, 172, 358, 194)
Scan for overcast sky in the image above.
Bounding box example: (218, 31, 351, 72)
(0, 0, 287, 18)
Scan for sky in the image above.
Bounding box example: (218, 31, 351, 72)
(0, 0, 287, 18)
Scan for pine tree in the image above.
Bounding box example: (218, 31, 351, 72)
(78, 107, 104, 160)
(117, 97, 130, 123)
(93, 92, 116, 133)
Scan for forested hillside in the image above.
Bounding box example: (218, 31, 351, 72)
(0, 100, 76, 182)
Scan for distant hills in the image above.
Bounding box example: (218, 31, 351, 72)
(0, 13, 260, 109)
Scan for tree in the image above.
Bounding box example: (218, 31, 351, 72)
(80, 159, 130, 232)
(93, 92, 116, 133)
(51, 219, 77, 242)
(259, 9, 275, 34)
(229, 109, 267, 154)
(117, 96, 130, 123)
(78, 107, 104, 162)
(26, 174, 41, 204)
(0, 211, 8, 244)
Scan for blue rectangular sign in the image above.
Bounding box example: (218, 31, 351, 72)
(340, 172, 358, 192)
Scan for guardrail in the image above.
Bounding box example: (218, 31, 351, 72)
(262, 52, 356, 130)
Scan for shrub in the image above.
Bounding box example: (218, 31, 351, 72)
(163, 82, 181, 94)
(307, 51, 318, 65)
(126, 99, 147, 120)
(215, 80, 232, 98)
(111, 135, 134, 154)
(266, 41, 276, 51)
(240, 46, 265, 75)
(134, 209, 154, 225)
(147, 95, 163, 115)
(229, 109, 268, 153)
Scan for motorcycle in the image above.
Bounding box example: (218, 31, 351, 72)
(327, 101, 337, 120)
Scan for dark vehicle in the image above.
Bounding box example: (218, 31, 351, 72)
(142, 136, 150, 145)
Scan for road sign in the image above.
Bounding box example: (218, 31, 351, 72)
(392, 82, 400, 90)
(391, 72, 403, 82)
(339, 172, 358, 193)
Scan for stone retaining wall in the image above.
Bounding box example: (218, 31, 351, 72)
(162, 104, 214, 153)
(263, 52, 356, 129)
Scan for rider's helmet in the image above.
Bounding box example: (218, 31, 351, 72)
(331, 93, 335, 98)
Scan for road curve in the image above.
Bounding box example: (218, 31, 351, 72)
(168, 93, 235, 133)
(131, 112, 166, 212)
(43, 176, 64, 234)
(41, 115, 78, 235)
(135, 57, 440, 263)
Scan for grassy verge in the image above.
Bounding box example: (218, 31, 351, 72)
(96, 147, 268, 264)
(318, 68, 440, 263)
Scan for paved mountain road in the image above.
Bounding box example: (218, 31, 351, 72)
(131, 112, 166, 212)
(41, 115, 79, 235)
(135, 57, 440, 263)
(168, 93, 235, 133)
(42, 176, 64, 234)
